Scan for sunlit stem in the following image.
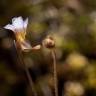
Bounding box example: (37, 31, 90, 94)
(51, 50, 58, 96)
(14, 40, 37, 96)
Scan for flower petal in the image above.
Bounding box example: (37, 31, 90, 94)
(12, 16, 24, 30)
(24, 18, 28, 29)
(4, 24, 15, 32)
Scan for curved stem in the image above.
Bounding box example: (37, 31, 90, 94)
(51, 50, 58, 96)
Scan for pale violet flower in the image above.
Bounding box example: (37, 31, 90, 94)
(4, 16, 41, 51)
(4, 16, 28, 33)
(4, 16, 32, 51)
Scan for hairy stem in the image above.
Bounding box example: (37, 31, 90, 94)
(51, 50, 58, 96)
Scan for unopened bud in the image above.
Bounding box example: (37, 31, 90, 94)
(42, 36, 55, 49)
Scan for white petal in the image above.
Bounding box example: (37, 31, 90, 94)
(4, 24, 15, 32)
(24, 18, 28, 29)
(12, 16, 24, 29)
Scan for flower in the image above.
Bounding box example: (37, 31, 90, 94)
(4, 16, 33, 51)
(42, 36, 55, 49)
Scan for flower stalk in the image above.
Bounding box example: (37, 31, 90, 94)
(14, 40, 37, 96)
(51, 50, 58, 96)
(42, 36, 58, 96)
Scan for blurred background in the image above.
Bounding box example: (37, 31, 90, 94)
(1, 0, 96, 96)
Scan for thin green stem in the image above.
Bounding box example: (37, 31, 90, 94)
(51, 50, 58, 96)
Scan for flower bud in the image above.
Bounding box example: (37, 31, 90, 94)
(42, 36, 55, 49)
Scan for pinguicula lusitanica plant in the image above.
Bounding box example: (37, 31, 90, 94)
(4, 16, 41, 96)
(42, 36, 58, 96)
